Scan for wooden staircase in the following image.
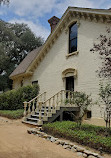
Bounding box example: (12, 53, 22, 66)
(22, 90, 80, 126)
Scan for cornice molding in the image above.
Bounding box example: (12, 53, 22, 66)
(10, 71, 33, 80)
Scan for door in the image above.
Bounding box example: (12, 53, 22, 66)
(66, 76, 74, 91)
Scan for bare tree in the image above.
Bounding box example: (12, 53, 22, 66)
(91, 27, 111, 132)
(90, 27, 111, 78)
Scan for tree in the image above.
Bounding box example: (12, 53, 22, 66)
(90, 27, 111, 78)
(99, 83, 111, 130)
(0, 20, 44, 91)
(0, 0, 9, 5)
(90, 27, 111, 130)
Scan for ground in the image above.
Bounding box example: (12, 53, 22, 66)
(0, 117, 79, 158)
(0, 117, 111, 158)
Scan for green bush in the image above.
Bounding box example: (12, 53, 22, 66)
(0, 109, 23, 119)
(0, 84, 39, 110)
(43, 121, 111, 153)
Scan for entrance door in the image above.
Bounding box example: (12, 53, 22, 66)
(66, 76, 74, 91)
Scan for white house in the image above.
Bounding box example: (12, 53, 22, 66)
(10, 7, 111, 126)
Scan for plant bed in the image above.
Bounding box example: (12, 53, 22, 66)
(0, 109, 23, 119)
(43, 121, 111, 153)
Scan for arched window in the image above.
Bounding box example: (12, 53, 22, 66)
(69, 23, 78, 53)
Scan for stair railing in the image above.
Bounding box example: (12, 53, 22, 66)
(41, 90, 75, 119)
(23, 92, 46, 117)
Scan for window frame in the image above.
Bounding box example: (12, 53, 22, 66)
(69, 22, 78, 54)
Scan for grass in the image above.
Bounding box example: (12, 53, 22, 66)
(43, 121, 111, 153)
(0, 109, 23, 119)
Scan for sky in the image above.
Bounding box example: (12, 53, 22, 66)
(0, 0, 111, 40)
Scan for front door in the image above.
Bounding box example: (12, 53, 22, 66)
(66, 76, 74, 91)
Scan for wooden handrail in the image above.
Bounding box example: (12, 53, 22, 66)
(43, 90, 74, 104)
(28, 92, 46, 103)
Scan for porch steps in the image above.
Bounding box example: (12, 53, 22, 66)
(22, 90, 80, 126)
(22, 120, 38, 126)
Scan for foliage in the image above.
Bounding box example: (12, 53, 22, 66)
(99, 83, 111, 129)
(65, 91, 92, 127)
(90, 27, 111, 130)
(0, 20, 44, 91)
(43, 121, 111, 153)
(90, 27, 111, 78)
(0, 109, 23, 119)
(0, 84, 39, 110)
(0, 0, 9, 5)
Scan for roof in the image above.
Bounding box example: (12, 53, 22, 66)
(10, 46, 43, 78)
(10, 7, 111, 79)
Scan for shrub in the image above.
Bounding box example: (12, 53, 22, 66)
(43, 121, 111, 153)
(65, 91, 92, 127)
(0, 84, 39, 110)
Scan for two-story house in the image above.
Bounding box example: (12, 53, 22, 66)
(10, 7, 111, 126)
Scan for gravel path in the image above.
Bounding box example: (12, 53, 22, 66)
(0, 117, 80, 158)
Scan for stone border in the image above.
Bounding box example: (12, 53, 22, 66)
(27, 127, 104, 158)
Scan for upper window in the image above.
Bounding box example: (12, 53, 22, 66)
(69, 23, 78, 54)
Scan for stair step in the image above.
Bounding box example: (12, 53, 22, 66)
(31, 115, 40, 119)
(27, 117, 39, 121)
(22, 120, 38, 125)
(35, 112, 45, 115)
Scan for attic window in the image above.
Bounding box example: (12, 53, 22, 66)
(69, 23, 78, 53)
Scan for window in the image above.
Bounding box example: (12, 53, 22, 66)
(32, 80, 38, 85)
(86, 111, 92, 119)
(20, 80, 23, 87)
(69, 23, 78, 53)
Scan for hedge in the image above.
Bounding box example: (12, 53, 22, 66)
(0, 84, 39, 110)
(43, 121, 111, 153)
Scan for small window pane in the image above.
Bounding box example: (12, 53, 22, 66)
(70, 23, 77, 40)
(69, 38, 77, 53)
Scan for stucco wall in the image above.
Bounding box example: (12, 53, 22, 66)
(13, 76, 31, 89)
(14, 17, 110, 120)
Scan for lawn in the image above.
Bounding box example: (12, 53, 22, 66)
(43, 121, 111, 153)
(0, 109, 23, 119)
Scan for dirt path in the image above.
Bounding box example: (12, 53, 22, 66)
(0, 117, 80, 158)
(0, 117, 111, 158)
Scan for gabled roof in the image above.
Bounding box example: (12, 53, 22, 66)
(9, 46, 43, 78)
(10, 7, 111, 79)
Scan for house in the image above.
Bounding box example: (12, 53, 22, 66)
(10, 7, 111, 126)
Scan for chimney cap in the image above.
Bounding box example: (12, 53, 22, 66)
(48, 16, 60, 24)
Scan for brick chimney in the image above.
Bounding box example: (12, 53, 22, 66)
(48, 16, 60, 33)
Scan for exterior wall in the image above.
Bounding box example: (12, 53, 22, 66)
(13, 76, 31, 89)
(31, 19, 110, 119)
(83, 118, 106, 127)
(14, 17, 111, 122)
(13, 78, 21, 89)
